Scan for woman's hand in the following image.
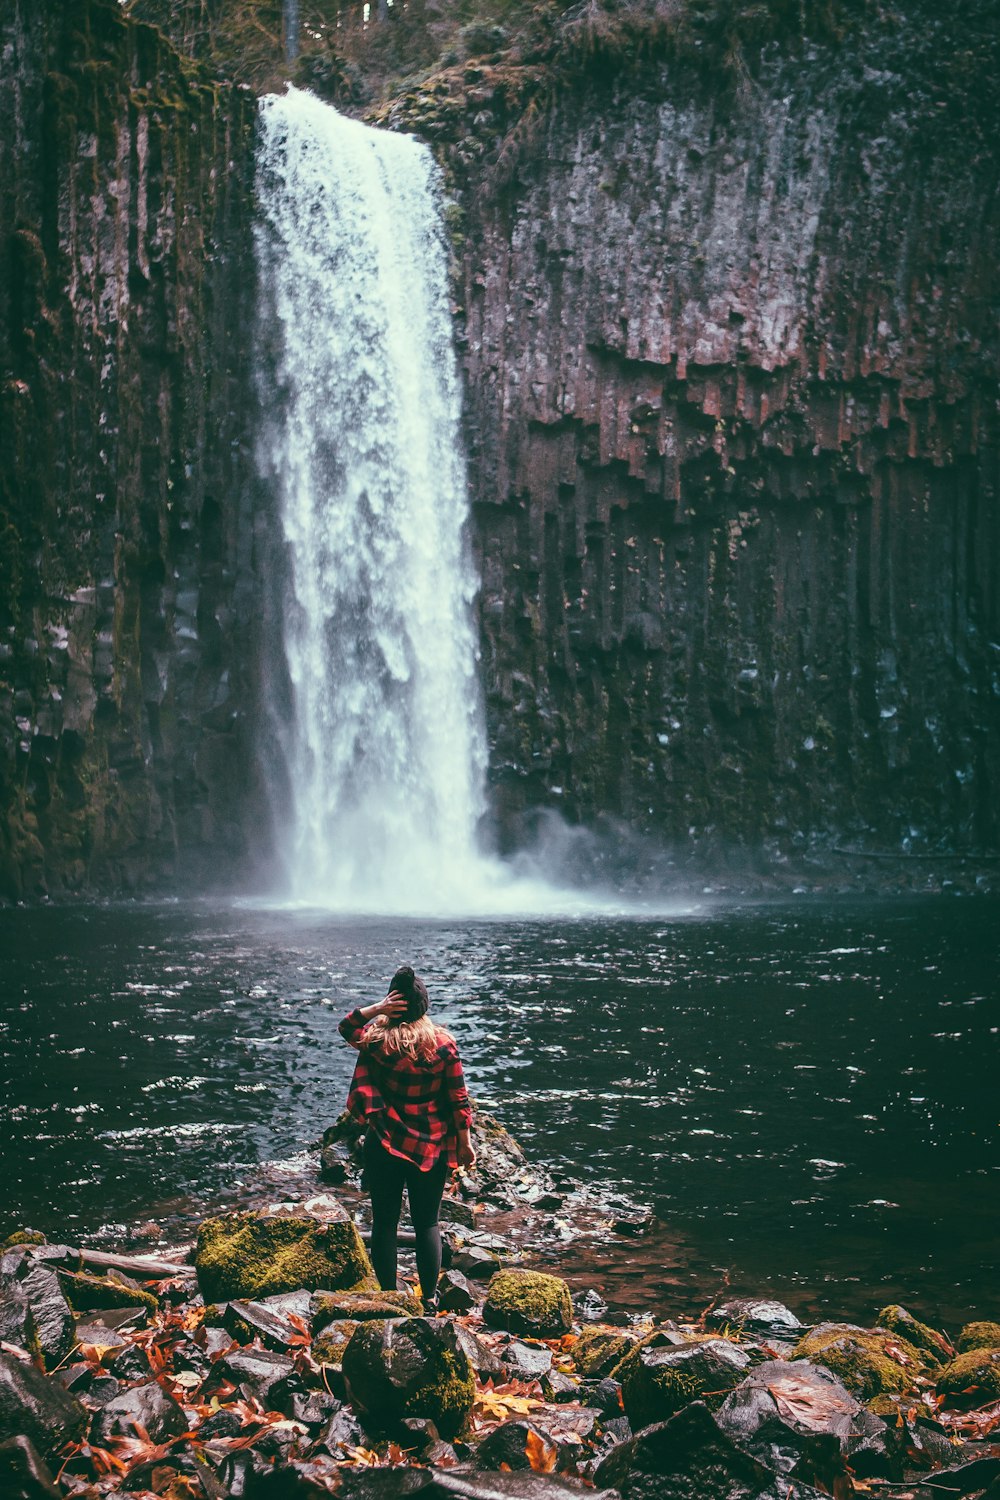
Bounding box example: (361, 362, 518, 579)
(456, 1130, 477, 1170)
(359, 990, 408, 1022)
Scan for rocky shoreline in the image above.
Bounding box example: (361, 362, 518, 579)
(2, 1111, 999, 1500)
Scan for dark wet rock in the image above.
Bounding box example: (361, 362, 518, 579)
(56, 1268, 158, 1318)
(0, 1435, 61, 1500)
(203, 1325, 238, 1361)
(343, 1317, 476, 1440)
(199, 1406, 246, 1440)
(255, 1417, 312, 1462)
(0, 1352, 87, 1459)
(618, 1335, 751, 1428)
(543, 1370, 580, 1403)
(215, 1446, 274, 1496)
(574, 1289, 608, 1321)
(224, 1297, 306, 1350)
(707, 1300, 803, 1337)
(319, 1137, 355, 1184)
(450, 1244, 504, 1279)
(484, 1271, 572, 1339)
(438, 1270, 479, 1313)
(313, 1289, 421, 1323)
(81, 1374, 122, 1407)
(591, 1378, 625, 1416)
(314, 1404, 369, 1456)
(595, 1399, 829, 1499)
(0, 1272, 34, 1356)
(312, 1317, 360, 1373)
(572, 1327, 638, 1378)
(215, 1347, 304, 1413)
(73, 1320, 130, 1353)
(91, 1378, 187, 1445)
(107, 1342, 153, 1383)
(288, 1389, 341, 1428)
(715, 1358, 886, 1489)
(440, 1197, 478, 1230)
(195, 1211, 374, 1302)
(452, 1323, 508, 1380)
(400, 1415, 443, 1455)
(503, 1341, 553, 1383)
(610, 1210, 653, 1237)
(791, 1323, 927, 1399)
(0, 1262, 74, 1370)
(474, 1418, 561, 1472)
(433, 1475, 619, 1499)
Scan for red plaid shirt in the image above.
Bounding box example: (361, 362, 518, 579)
(339, 1009, 473, 1170)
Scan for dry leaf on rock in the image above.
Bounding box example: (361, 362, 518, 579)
(525, 1430, 558, 1473)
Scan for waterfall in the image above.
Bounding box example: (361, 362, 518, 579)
(254, 88, 488, 912)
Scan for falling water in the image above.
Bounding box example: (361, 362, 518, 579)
(254, 88, 488, 911)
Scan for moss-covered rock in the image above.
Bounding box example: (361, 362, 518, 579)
(615, 1334, 751, 1428)
(313, 1318, 359, 1368)
(791, 1324, 926, 1399)
(342, 1317, 475, 1439)
(0, 1231, 47, 1251)
(194, 1212, 374, 1303)
(875, 1305, 951, 1364)
(483, 1269, 572, 1338)
(936, 1347, 1000, 1402)
(957, 1321, 1000, 1354)
(572, 1326, 638, 1378)
(312, 1290, 421, 1326)
(56, 1269, 159, 1317)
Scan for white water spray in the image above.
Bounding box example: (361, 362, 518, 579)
(255, 89, 488, 911)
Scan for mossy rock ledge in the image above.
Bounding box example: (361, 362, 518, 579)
(312, 1290, 422, 1325)
(936, 1348, 1000, 1402)
(957, 1321, 1000, 1354)
(791, 1324, 927, 1399)
(483, 1269, 573, 1338)
(342, 1317, 476, 1439)
(876, 1304, 951, 1363)
(194, 1212, 374, 1302)
(573, 1325, 640, 1378)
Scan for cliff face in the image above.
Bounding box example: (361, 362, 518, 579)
(0, 0, 262, 897)
(447, 14, 1000, 867)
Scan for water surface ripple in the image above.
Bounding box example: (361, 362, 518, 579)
(0, 897, 996, 1324)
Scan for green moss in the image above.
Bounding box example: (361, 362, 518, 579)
(312, 1289, 419, 1326)
(792, 1325, 926, 1399)
(936, 1348, 1000, 1401)
(573, 1326, 636, 1378)
(342, 1318, 476, 1439)
(57, 1269, 159, 1316)
(194, 1212, 374, 1303)
(613, 1334, 745, 1427)
(313, 1318, 359, 1367)
(1, 1230, 47, 1250)
(876, 1305, 951, 1364)
(957, 1321, 1000, 1354)
(483, 1269, 573, 1338)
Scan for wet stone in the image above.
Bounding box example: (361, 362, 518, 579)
(91, 1378, 187, 1445)
(215, 1346, 303, 1412)
(438, 1269, 479, 1312)
(0, 1351, 87, 1460)
(504, 1340, 553, 1383)
(0, 1434, 61, 1500)
(708, 1300, 804, 1336)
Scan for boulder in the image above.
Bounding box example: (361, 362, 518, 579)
(617, 1335, 751, 1428)
(936, 1347, 1000, 1402)
(313, 1289, 421, 1324)
(0, 1435, 61, 1500)
(194, 1211, 374, 1301)
(503, 1341, 554, 1383)
(594, 1399, 830, 1500)
(56, 1268, 158, 1319)
(0, 1263, 75, 1370)
(875, 1305, 952, 1363)
(0, 1272, 35, 1356)
(91, 1380, 187, 1446)
(342, 1317, 476, 1439)
(0, 1351, 87, 1460)
(707, 1300, 803, 1337)
(715, 1358, 888, 1489)
(313, 1318, 359, 1372)
(215, 1347, 304, 1413)
(223, 1297, 307, 1350)
(791, 1324, 926, 1399)
(438, 1270, 479, 1313)
(572, 1327, 638, 1378)
(957, 1321, 1000, 1354)
(484, 1270, 572, 1339)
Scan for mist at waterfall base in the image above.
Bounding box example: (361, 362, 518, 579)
(1, 896, 997, 1325)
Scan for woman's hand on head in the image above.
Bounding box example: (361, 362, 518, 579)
(359, 991, 408, 1022)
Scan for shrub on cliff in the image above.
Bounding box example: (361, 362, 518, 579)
(194, 1212, 374, 1302)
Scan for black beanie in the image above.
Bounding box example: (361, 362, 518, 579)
(389, 965, 429, 1022)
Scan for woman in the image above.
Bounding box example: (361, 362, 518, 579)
(339, 965, 475, 1312)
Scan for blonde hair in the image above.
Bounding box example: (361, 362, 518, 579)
(363, 1015, 454, 1062)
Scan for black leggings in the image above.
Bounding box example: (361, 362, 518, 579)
(363, 1132, 448, 1301)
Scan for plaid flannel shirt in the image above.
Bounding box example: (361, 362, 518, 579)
(339, 1008, 473, 1170)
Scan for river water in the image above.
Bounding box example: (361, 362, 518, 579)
(1, 895, 996, 1328)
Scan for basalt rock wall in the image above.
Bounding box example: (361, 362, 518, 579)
(0, 0, 263, 897)
(445, 13, 1000, 868)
